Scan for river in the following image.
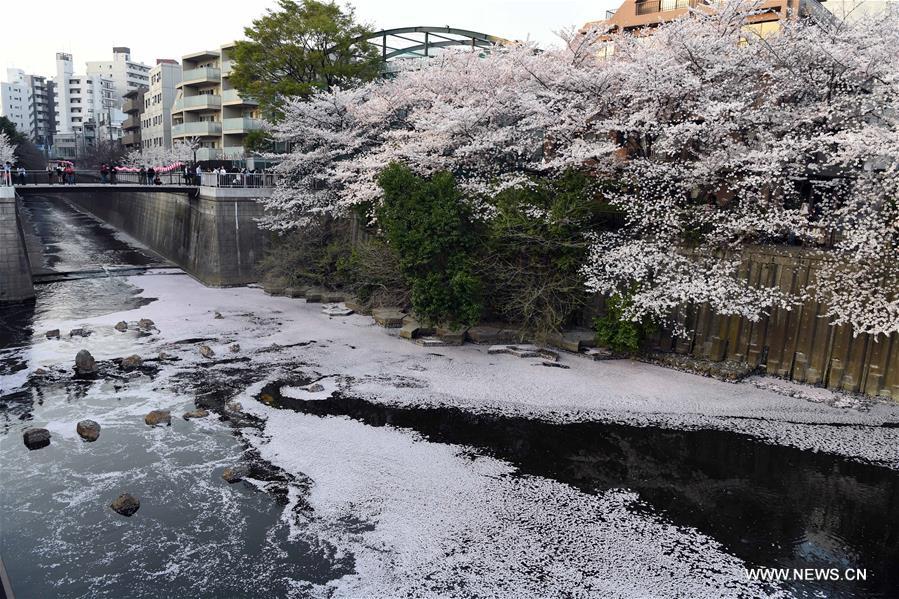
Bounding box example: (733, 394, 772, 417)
(1, 195, 897, 598)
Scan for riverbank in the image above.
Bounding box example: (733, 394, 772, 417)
(14, 271, 896, 467)
(3, 271, 898, 597)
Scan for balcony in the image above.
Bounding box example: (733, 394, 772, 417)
(195, 147, 223, 161)
(122, 132, 140, 147)
(122, 115, 140, 131)
(222, 89, 257, 106)
(222, 117, 264, 134)
(123, 98, 141, 113)
(173, 94, 222, 113)
(181, 67, 221, 85)
(221, 60, 235, 76)
(635, 0, 692, 14)
(223, 146, 246, 160)
(172, 121, 222, 137)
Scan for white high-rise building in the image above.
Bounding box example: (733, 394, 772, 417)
(1, 68, 56, 150)
(1, 69, 31, 134)
(53, 52, 120, 159)
(86, 47, 151, 109)
(141, 59, 181, 150)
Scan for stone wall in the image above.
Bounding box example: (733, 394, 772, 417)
(23, 187, 270, 287)
(0, 188, 35, 302)
(651, 246, 898, 399)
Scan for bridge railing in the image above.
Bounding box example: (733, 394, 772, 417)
(8, 170, 193, 186)
(200, 172, 277, 188)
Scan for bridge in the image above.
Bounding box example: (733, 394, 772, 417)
(356, 27, 512, 63)
(1, 178, 274, 303)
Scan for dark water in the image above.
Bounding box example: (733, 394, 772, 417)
(0, 196, 345, 598)
(260, 385, 899, 599)
(21, 195, 163, 273)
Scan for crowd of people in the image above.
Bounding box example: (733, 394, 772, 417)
(1, 161, 271, 187)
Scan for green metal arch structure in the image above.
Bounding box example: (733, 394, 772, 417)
(356, 27, 512, 62)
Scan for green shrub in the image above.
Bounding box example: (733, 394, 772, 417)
(377, 163, 482, 327)
(593, 293, 653, 354)
(482, 171, 595, 339)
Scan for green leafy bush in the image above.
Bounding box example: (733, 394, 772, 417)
(482, 171, 595, 339)
(377, 163, 482, 326)
(593, 293, 653, 354)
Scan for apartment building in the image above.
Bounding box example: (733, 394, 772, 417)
(140, 60, 181, 151)
(582, 0, 838, 42)
(86, 47, 152, 109)
(1, 69, 30, 134)
(53, 52, 120, 159)
(171, 42, 262, 162)
(122, 86, 147, 151)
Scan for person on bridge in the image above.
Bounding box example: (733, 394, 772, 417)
(109, 163, 117, 185)
(46, 165, 54, 184)
(100, 163, 109, 184)
(55, 164, 63, 184)
(138, 166, 147, 185)
(2, 162, 11, 186)
(195, 164, 203, 186)
(16, 166, 26, 185)
(146, 166, 156, 186)
(64, 164, 75, 185)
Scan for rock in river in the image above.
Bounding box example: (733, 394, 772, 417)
(23, 427, 51, 450)
(183, 409, 209, 420)
(114, 321, 128, 332)
(110, 493, 140, 517)
(229, 343, 240, 353)
(199, 345, 215, 359)
(138, 318, 155, 330)
(222, 465, 249, 484)
(144, 410, 172, 427)
(74, 350, 97, 376)
(45, 329, 60, 340)
(120, 354, 143, 372)
(76, 420, 101, 442)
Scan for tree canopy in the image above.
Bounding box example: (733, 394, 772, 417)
(229, 0, 381, 117)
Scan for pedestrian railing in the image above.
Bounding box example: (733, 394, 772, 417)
(200, 172, 277, 188)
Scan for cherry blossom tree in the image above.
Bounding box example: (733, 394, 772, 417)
(0, 131, 16, 165)
(122, 140, 197, 169)
(262, 2, 899, 336)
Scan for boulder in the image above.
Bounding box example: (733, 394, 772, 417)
(287, 287, 308, 299)
(225, 401, 242, 413)
(110, 493, 140, 517)
(214, 311, 224, 319)
(158, 351, 171, 361)
(33, 367, 49, 376)
(45, 329, 60, 340)
(183, 409, 210, 420)
(75, 350, 97, 376)
(436, 326, 467, 346)
(199, 345, 215, 359)
(137, 318, 155, 330)
(222, 465, 249, 484)
(322, 304, 353, 317)
(120, 354, 143, 372)
(229, 343, 240, 353)
(304, 289, 323, 303)
(144, 410, 171, 427)
(304, 383, 325, 393)
(114, 321, 128, 332)
(69, 328, 91, 338)
(23, 427, 51, 450)
(76, 419, 101, 442)
(372, 308, 406, 328)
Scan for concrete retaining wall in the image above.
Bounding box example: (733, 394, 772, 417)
(0, 187, 35, 302)
(33, 187, 269, 286)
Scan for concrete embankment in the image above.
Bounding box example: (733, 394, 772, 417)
(0, 187, 35, 303)
(19, 186, 270, 287)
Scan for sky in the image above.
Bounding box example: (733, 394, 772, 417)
(0, 0, 616, 78)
